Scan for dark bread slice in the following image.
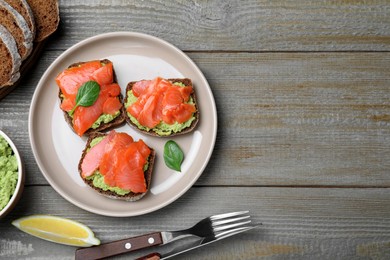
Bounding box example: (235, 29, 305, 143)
(58, 59, 126, 136)
(124, 78, 199, 137)
(78, 132, 156, 202)
(26, 0, 59, 42)
(5, 0, 35, 38)
(0, 0, 33, 60)
(0, 24, 21, 87)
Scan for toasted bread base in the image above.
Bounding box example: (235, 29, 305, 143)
(78, 132, 156, 202)
(58, 59, 126, 136)
(124, 78, 199, 137)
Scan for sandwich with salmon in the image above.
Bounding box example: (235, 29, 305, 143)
(55, 59, 125, 136)
(79, 130, 155, 201)
(124, 77, 199, 136)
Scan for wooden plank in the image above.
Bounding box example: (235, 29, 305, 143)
(1, 186, 389, 259)
(191, 52, 390, 186)
(47, 0, 390, 51)
(0, 51, 389, 186)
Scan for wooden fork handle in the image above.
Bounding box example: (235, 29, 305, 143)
(75, 232, 163, 260)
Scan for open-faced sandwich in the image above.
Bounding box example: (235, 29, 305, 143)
(79, 130, 155, 201)
(55, 59, 125, 136)
(124, 77, 199, 137)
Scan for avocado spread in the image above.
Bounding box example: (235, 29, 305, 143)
(125, 82, 196, 136)
(86, 171, 131, 196)
(91, 111, 120, 129)
(0, 136, 18, 211)
(85, 137, 149, 195)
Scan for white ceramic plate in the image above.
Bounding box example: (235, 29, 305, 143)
(29, 32, 217, 217)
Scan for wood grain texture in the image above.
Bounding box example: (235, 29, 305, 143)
(46, 0, 390, 51)
(0, 186, 389, 259)
(0, 51, 389, 186)
(1, 1, 389, 259)
(192, 52, 390, 186)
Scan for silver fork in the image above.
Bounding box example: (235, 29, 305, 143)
(75, 211, 253, 260)
(162, 211, 252, 243)
(138, 219, 260, 260)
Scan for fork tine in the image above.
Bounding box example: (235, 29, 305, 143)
(210, 211, 249, 220)
(213, 219, 252, 232)
(212, 215, 250, 226)
(214, 224, 260, 239)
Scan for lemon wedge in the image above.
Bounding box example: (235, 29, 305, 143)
(12, 215, 100, 247)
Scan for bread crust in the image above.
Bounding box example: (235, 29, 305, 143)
(124, 78, 199, 137)
(58, 59, 126, 136)
(0, 0, 33, 60)
(5, 0, 36, 38)
(26, 0, 59, 42)
(0, 24, 21, 87)
(78, 132, 156, 201)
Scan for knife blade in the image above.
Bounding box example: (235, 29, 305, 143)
(136, 224, 261, 260)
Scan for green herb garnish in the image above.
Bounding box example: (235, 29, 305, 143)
(163, 140, 184, 172)
(69, 81, 100, 115)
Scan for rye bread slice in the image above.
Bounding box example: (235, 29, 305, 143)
(78, 132, 156, 202)
(0, 24, 21, 87)
(58, 59, 126, 136)
(5, 0, 35, 38)
(124, 78, 200, 137)
(0, 0, 33, 60)
(26, 0, 59, 42)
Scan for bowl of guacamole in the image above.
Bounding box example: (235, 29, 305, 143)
(0, 130, 24, 218)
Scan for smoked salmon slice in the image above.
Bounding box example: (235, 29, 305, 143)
(81, 131, 150, 193)
(91, 63, 113, 86)
(73, 92, 105, 137)
(56, 61, 102, 100)
(56, 60, 123, 136)
(80, 131, 115, 178)
(103, 97, 122, 115)
(127, 77, 196, 129)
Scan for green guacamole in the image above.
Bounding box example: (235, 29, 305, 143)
(0, 136, 18, 211)
(86, 171, 131, 196)
(91, 111, 120, 129)
(85, 137, 149, 195)
(125, 82, 196, 136)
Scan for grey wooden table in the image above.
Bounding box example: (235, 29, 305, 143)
(1, 1, 390, 259)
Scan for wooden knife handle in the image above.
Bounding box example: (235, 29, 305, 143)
(136, 252, 162, 260)
(75, 232, 163, 260)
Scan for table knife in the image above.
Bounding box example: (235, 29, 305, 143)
(75, 211, 253, 260)
(136, 225, 260, 260)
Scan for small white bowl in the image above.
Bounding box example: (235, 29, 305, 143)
(0, 130, 24, 219)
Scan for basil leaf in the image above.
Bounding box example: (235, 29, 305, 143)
(70, 81, 100, 115)
(164, 140, 184, 172)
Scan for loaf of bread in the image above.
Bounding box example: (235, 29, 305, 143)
(0, 0, 33, 60)
(0, 24, 21, 87)
(0, 0, 59, 90)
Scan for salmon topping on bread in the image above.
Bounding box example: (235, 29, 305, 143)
(55, 60, 125, 136)
(127, 77, 196, 128)
(80, 130, 154, 197)
(125, 77, 199, 136)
